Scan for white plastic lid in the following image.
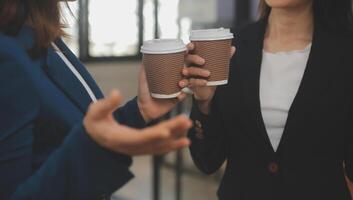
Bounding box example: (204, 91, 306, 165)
(190, 28, 234, 41)
(141, 39, 187, 54)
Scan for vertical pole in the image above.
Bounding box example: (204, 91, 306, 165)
(154, 0, 159, 39)
(153, 155, 162, 200)
(78, 0, 89, 61)
(138, 0, 144, 57)
(152, 2, 161, 200)
(175, 150, 183, 200)
(175, 98, 184, 200)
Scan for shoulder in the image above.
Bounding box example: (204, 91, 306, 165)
(0, 34, 32, 66)
(0, 34, 39, 126)
(0, 33, 38, 86)
(0, 33, 40, 78)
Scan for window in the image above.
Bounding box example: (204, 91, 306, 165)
(88, 0, 139, 57)
(61, 1, 79, 55)
(61, 0, 235, 61)
(143, 0, 156, 41)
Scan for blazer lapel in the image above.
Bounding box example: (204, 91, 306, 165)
(237, 19, 275, 154)
(276, 24, 341, 154)
(55, 39, 104, 99)
(16, 26, 103, 113)
(45, 46, 92, 113)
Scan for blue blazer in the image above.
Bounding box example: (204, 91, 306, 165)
(0, 26, 146, 200)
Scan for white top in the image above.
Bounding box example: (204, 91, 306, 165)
(51, 43, 98, 102)
(260, 44, 311, 151)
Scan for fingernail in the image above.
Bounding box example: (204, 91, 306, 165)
(200, 59, 205, 65)
(205, 71, 211, 76)
(182, 69, 188, 75)
(179, 81, 186, 87)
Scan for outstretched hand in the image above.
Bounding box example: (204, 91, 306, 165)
(84, 90, 192, 156)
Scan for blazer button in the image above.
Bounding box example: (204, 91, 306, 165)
(268, 162, 279, 173)
(195, 128, 204, 139)
(194, 120, 204, 139)
(195, 120, 202, 128)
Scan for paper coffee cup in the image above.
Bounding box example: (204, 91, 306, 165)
(190, 28, 234, 86)
(141, 39, 187, 99)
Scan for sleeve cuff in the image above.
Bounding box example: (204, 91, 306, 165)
(190, 98, 211, 121)
(113, 97, 146, 129)
(189, 98, 217, 139)
(345, 161, 353, 182)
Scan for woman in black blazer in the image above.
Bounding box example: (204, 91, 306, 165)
(181, 0, 353, 199)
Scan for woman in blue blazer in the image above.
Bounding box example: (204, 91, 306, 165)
(0, 0, 193, 199)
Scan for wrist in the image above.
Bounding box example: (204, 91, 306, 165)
(137, 99, 151, 124)
(197, 100, 212, 115)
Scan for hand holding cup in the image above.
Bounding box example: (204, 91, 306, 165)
(180, 28, 236, 114)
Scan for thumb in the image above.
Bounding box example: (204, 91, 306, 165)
(88, 90, 123, 121)
(230, 46, 236, 58)
(139, 65, 147, 83)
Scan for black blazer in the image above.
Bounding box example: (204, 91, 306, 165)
(189, 19, 353, 200)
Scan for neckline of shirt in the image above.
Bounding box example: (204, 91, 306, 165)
(263, 43, 312, 56)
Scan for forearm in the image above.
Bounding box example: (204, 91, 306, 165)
(188, 99, 228, 174)
(197, 99, 212, 115)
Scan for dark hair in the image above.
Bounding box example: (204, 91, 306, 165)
(259, 0, 353, 33)
(0, 0, 67, 58)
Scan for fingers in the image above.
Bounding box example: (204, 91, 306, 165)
(185, 54, 205, 66)
(179, 79, 188, 88)
(140, 116, 192, 155)
(133, 137, 190, 156)
(186, 43, 195, 52)
(182, 67, 210, 78)
(158, 115, 192, 132)
(177, 92, 188, 101)
(188, 78, 208, 88)
(87, 90, 123, 121)
(158, 115, 192, 137)
(138, 127, 171, 146)
(142, 115, 191, 142)
(180, 66, 210, 90)
(154, 138, 191, 155)
(108, 116, 192, 156)
(167, 138, 190, 150)
(186, 43, 204, 66)
(179, 78, 208, 88)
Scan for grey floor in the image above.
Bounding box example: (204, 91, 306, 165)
(86, 61, 220, 200)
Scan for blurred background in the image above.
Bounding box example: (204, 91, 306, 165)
(61, 1, 260, 200)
